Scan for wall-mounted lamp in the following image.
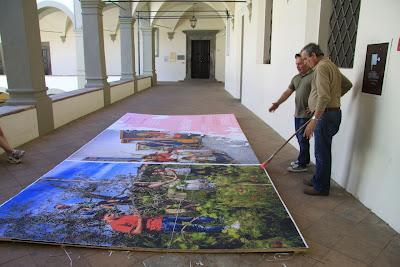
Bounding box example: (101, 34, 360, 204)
(110, 33, 117, 42)
(189, 4, 197, 29)
(247, 0, 252, 22)
(167, 32, 175, 40)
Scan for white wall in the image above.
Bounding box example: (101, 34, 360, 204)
(155, 19, 226, 82)
(0, 108, 39, 155)
(156, 28, 186, 81)
(103, 6, 121, 76)
(226, 0, 400, 232)
(331, 0, 400, 233)
(39, 10, 77, 75)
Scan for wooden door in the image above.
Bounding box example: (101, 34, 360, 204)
(0, 45, 4, 75)
(191, 40, 210, 79)
(41, 42, 52, 75)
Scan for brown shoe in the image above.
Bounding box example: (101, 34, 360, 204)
(303, 187, 329, 196)
(303, 177, 313, 187)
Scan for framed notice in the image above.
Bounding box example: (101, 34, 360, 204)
(362, 43, 389, 96)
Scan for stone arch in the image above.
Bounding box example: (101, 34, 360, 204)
(37, 0, 75, 27)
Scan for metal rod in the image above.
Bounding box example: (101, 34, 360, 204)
(137, 16, 173, 29)
(138, 15, 232, 18)
(110, 1, 126, 9)
(136, 10, 229, 13)
(106, 1, 246, 3)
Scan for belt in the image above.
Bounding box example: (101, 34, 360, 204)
(325, 107, 340, 111)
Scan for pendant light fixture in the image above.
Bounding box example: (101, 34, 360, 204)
(189, 4, 197, 29)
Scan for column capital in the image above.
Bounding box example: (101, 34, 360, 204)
(73, 27, 83, 35)
(80, 0, 105, 13)
(119, 16, 136, 25)
(140, 27, 153, 33)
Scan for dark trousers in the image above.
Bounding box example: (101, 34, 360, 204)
(295, 117, 311, 167)
(311, 110, 341, 193)
(162, 216, 224, 233)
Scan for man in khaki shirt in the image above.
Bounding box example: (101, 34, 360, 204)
(300, 43, 352, 196)
(269, 54, 313, 172)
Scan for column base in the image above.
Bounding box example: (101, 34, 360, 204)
(85, 78, 110, 106)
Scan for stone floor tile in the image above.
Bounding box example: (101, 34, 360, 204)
(0, 255, 37, 267)
(333, 236, 383, 264)
(303, 222, 345, 248)
(0, 243, 31, 265)
(317, 212, 358, 236)
(314, 250, 368, 267)
(0, 185, 22, 204)
(345, 213, 396, 249)
(333, 199, 372, 223)
(0, 169, 20, 190)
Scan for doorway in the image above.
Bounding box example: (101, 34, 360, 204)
(0, 44, 4, 75)
(41, 42, 52, 75)
(239, 15, 244, 102)
(191, 40, 210, 79)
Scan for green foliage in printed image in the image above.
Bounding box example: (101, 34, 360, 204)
(130, 164, 305, 249)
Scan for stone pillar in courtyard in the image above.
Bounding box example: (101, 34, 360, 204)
(73, 0, 86, 89)
(119, 2, 138, 91)
(80, 0, 110, 105)
(0, 0, 54, 135)
(141, 27, 157, 86)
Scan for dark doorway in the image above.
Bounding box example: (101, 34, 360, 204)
(191, 40, 210, 79)
(239, 15, 244, 102)
(41, 42, 52, 75)
(0, 44, 4, 75)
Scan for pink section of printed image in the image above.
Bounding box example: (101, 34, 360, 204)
(109, 113, 246, 141)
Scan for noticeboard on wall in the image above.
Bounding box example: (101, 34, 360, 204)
(361, 43, 389, 96)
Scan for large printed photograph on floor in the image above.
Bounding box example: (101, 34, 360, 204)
(67, 113, 259, 164)
(0, 161, 306, 251)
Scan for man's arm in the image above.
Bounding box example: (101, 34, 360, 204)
(304, 65, 331, 139)
(269, 88, 294, 112)
(340, 73, 353, 96)
(314, 65, 332, 113)
(131, 214, 143, 235)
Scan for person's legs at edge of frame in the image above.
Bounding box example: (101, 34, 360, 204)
(289, 117, 311, 172)
(0, 126, 25, 164)
(309, 110, 341, 195)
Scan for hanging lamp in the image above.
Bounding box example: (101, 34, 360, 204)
(189, 4, 197, 28)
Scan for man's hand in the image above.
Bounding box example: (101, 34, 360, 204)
(131, 228, 142, 235)
(304, 119, 317, 139)
(305, 107, 313, 115)
(269, 102, 280, 112)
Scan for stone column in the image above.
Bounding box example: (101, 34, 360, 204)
(73, 0, 85, 88)
(80, 0, 110, 105)
(0, 0, 54, 135)
(119, 2, 137, 91)
(141, 27, 157, 86)
(74, 28, 86, 88)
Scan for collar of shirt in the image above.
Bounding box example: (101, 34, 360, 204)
(300, 69, 313, 77)
(312, 57, 329, 71)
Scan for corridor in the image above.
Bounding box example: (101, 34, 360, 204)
(0, 81, 398, 266)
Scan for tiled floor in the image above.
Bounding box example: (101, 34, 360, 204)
(0, 80, 399, 266)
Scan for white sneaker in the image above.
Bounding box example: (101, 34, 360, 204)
(291, 160, 310, 167)
(223, 221, 241, 231)
(287, 165, 308, 172)
(231, 221, 240, 229)
(7, 149, 25, 164)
